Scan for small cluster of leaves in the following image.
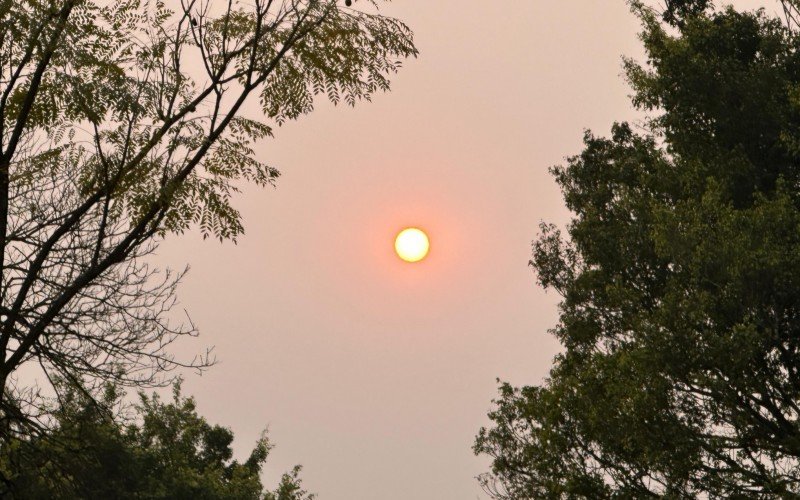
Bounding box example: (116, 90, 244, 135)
(260, 4, 415, 123)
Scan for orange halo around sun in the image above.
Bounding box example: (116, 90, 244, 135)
(394, 227, 430, 263)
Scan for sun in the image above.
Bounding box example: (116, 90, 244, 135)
(394, 227, 430, 263)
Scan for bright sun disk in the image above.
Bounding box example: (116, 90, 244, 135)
(394, 227, 429, 263)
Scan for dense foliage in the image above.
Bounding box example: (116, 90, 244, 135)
(476, 1, 800, 497)
(0, 382, 312, 499)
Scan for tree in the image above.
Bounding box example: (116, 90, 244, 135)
(0, 0, 415, 438)
(475, 0, 800, 497)
(0, 380, 313, 499)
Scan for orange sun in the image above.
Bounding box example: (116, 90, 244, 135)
(394, 227, 430, 262)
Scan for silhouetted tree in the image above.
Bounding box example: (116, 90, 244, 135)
(0, 0, 415, 442)
(0, 380, 312, 499)
(476, 1, 800, 497)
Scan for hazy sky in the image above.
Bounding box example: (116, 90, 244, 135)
(153, 1, 772, 499)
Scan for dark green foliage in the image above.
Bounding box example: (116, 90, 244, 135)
(662, 0, 713, 26)
(476, 2, 800, 498)
(0, 383, 312, 500)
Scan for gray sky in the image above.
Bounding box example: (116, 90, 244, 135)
(153, 1, 772, 498)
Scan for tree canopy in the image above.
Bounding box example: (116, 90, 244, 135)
(0, 381, 313, 499)
(0, 0, 415, 437)
(476, 0, 800, 497)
